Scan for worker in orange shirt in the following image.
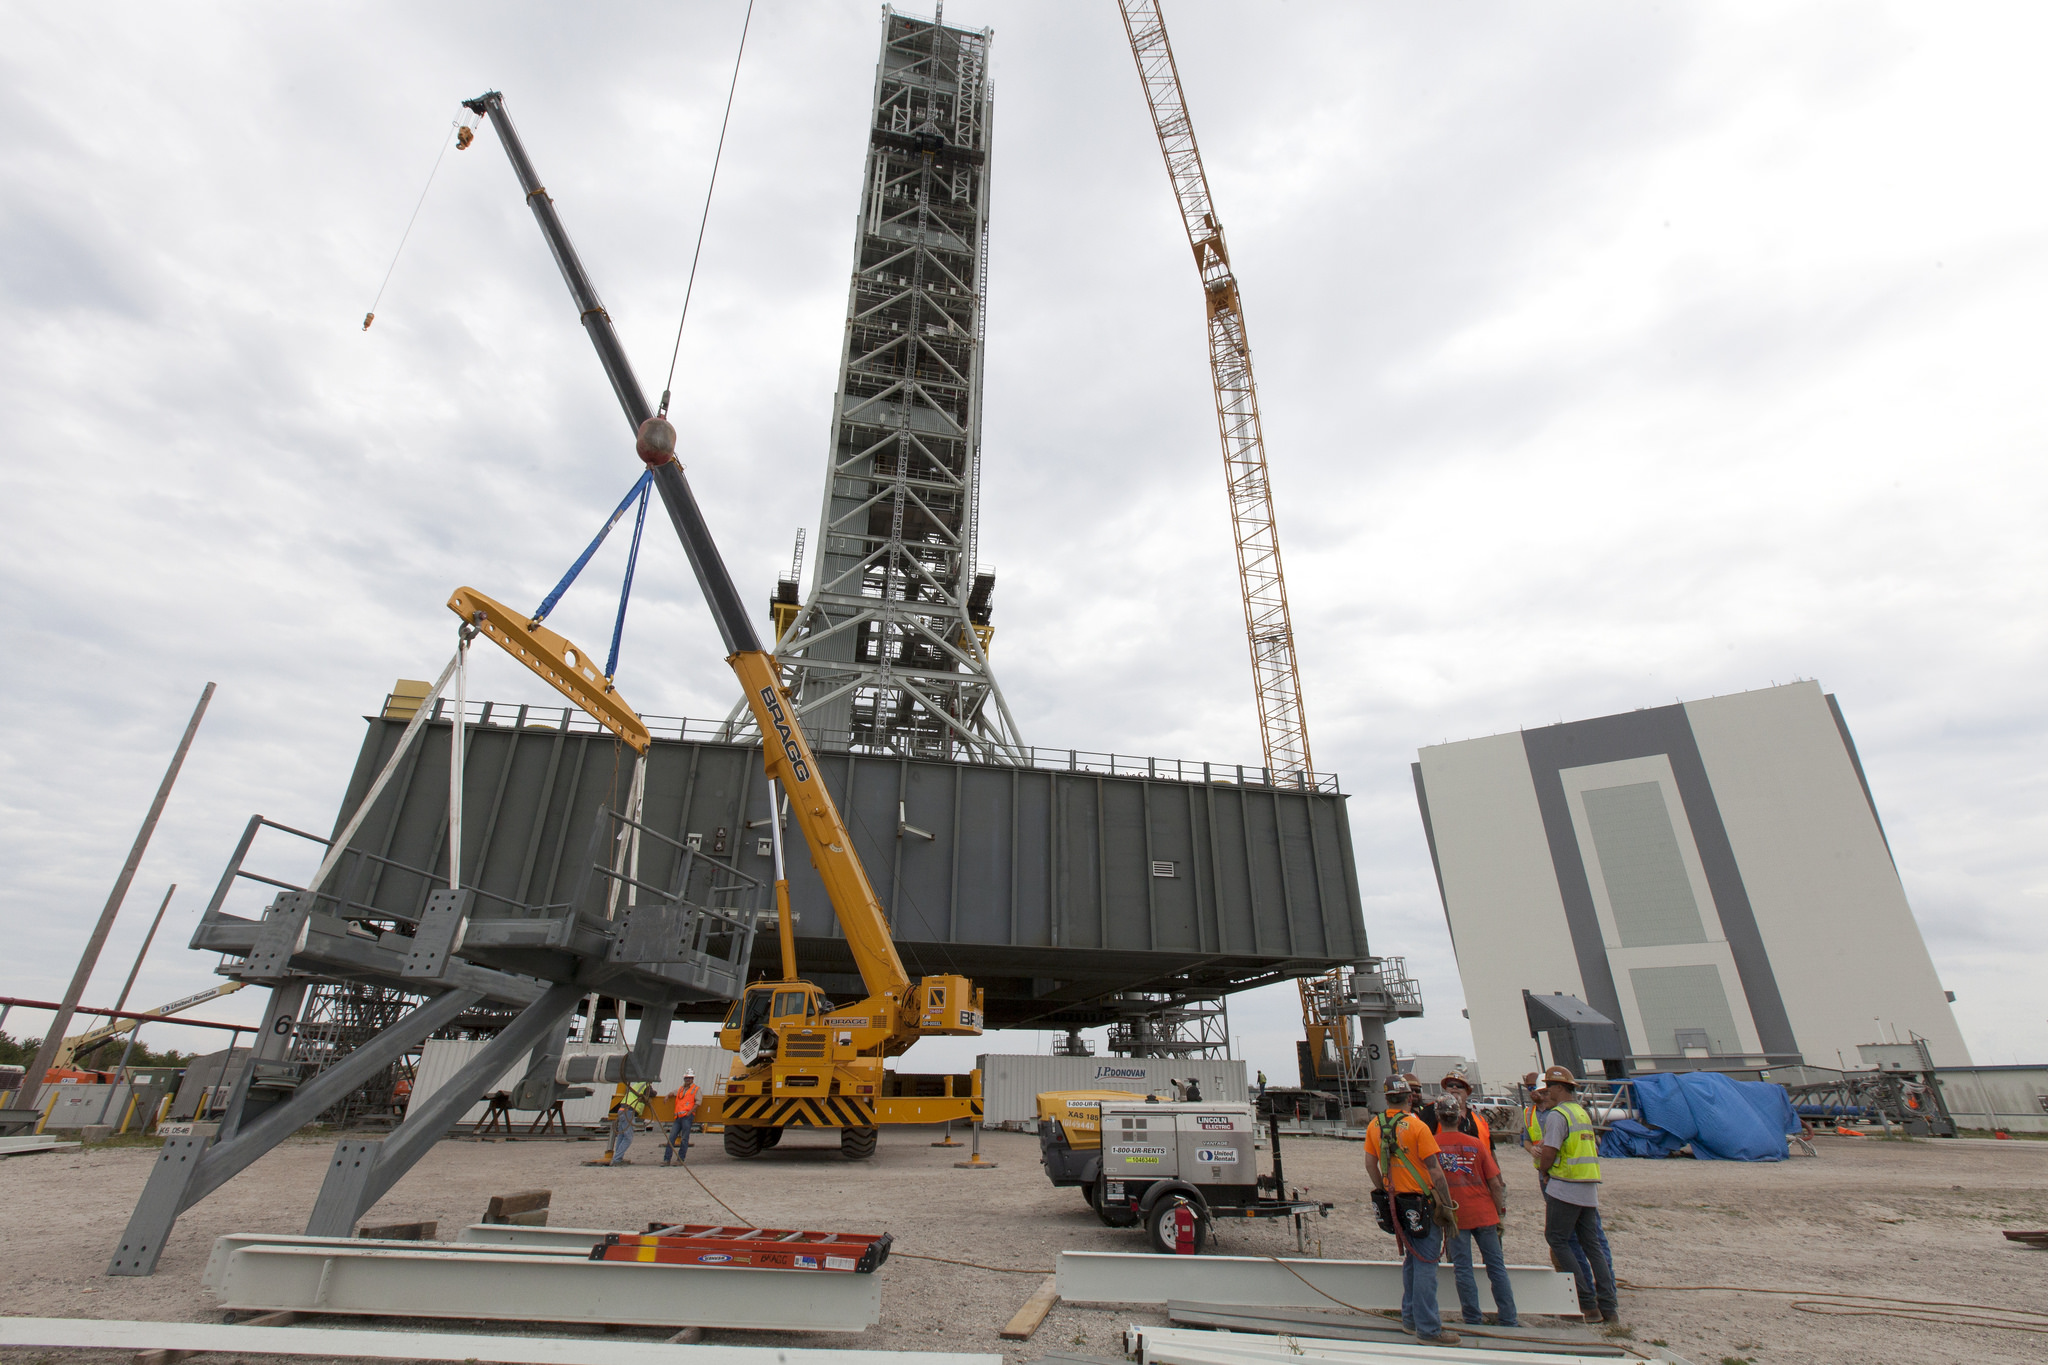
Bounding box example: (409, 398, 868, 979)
(1364, 1075, 1462, 1347)
(662, 1070, 700, 1166)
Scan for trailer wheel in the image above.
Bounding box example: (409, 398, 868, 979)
(724, 1124, 763, 1159)
(1083, 1184, 1100, 1212)
(759, 1125, 783, 1148)
(840, 1126, 879, 1160)
(1144, 1196, 1207, 1255)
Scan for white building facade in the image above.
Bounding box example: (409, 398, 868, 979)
(1413, 682, 1970, 1087)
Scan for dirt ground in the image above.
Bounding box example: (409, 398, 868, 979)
(1, 1124, 2044, 1365)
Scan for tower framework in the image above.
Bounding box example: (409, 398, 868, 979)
(769, 7, 1025, 763)
(1118, 0, 1311, 783)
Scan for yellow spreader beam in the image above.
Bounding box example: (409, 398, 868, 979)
(447, 585, 651, 754)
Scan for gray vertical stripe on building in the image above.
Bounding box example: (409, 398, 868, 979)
(1519, 706, 1798, 1059)
(1824, 692, 1895, 867)
(1411, 762, 1452, 946)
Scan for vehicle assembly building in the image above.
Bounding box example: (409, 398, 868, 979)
(1412, 681, 1970, 1087)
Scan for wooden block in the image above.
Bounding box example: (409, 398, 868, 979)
(483, 1189, 552, 1223)
(357, 1221, 438, 1241)
(999, 1274, 1060, 1341)
(241, 1312, 300, 1327)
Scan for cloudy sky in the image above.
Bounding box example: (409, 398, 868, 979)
(3, 2, 2043, 1084)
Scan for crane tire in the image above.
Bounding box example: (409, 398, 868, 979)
(840, 1126, 879, 1160)
(759, 1125, 784, 1149)
(724, 1124, 764, 1159)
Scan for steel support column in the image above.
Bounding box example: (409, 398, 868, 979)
(305, 982, 584, 1236)
(107, 987, 483, 1276)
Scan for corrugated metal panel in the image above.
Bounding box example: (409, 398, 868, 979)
(326, 720, 1370, 1028)
(409, 1042, 737, 1128)
(1937, 1066, 2048, 1133)
(975, 1053, 1246, 1126)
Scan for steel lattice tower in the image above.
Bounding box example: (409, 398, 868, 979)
(767, 7, 1025, 763)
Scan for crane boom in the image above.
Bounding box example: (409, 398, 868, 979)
(462, 90, 945, 1019)
(1117, 2, 1313, 782)
(53, 981, 248, 1068)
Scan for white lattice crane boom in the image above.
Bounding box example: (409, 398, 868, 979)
(1118, 0, 1312, 782)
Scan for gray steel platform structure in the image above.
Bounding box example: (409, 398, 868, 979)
(322, 704, 1368, 1031)
(765, 7, 1024, 763)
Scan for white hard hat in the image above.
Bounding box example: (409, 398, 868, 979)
(683, 1069, 695, 1078)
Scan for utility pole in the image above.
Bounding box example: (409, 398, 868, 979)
(25, 685, 215, 1093)
(110, 884, 177, 1077)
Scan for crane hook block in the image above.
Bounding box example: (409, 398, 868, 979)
(447, 584, 652, 754)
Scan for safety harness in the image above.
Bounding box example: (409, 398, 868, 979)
(1373, 1109, 1448, 1263)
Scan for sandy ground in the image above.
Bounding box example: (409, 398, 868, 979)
(1, 1123, 2044, 1365)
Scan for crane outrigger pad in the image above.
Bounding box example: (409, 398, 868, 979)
(447, 585, 650, 753)
(596, 1225, 892, 1273)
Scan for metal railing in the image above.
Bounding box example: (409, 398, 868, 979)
(384, 694, 1344, 793)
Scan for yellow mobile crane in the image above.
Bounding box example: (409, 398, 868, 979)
(458, 91, 986, 1162)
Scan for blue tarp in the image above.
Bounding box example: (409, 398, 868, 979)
(1598, 1118, 1687, 1159)
(1616, 1073, 1799, 1161)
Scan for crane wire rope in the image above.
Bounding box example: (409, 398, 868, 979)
(362, 117, 462, 331)
(657, 0, 757, 419)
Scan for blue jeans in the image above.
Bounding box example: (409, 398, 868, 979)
(611, 1113, 635, 1162)
(1450, 1224, 1519, 1325)
(1399, 1221, 1445, 1340)
(663, 1113, 695, 1163)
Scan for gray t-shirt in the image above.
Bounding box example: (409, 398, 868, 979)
(1540, 1107, 1600, 1207)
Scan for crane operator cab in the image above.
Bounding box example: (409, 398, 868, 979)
(723, 981, 834, 1064)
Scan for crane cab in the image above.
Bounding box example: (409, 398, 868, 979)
(720, 980, 832, 1060)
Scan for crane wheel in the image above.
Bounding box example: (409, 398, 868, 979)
(839, 1126, 878, 1160)
(759, 1125, 784, 1149)
(723, 1125, 764, 1159)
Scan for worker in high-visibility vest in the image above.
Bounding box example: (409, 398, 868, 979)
(1528, 1066, 1619, 1324)
(1518, 1072, 1543, 1150)
(662, 1070, 701, 1166)
(607, 1080, 655, 1166)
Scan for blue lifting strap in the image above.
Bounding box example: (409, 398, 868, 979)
(604, 476, 651, 682)
(531, 470, 653, 627)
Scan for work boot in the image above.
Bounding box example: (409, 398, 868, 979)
(1419, 1330, 1461, 1346)
(1601, 1311, 1623, 1325)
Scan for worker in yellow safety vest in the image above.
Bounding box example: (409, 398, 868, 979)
(606, 1080, 655, 1166)
(1528, 1066, 1618, 1324)
(1518, 1071, 1543, 1150)
(662, 1070, 700, 1166)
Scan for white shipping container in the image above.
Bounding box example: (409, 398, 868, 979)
(976, 1053, 1245, 1127)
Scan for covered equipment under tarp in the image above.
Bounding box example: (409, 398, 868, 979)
(1606, 1071, 1801, 1161)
